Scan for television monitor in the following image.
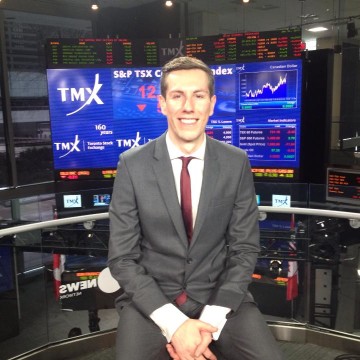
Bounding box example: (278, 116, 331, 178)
(63, 194, 82, 209)
(326, 167, 360, 206)
(55, 187, 114, 217)
(47, 59, 303, 183)
(93, 194, 111, 207)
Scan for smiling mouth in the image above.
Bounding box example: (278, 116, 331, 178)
(180, 118, 197, 125)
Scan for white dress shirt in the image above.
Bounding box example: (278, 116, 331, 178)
(150, 133, 230, 342)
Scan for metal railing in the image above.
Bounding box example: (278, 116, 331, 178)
(0, 206, 359, 238)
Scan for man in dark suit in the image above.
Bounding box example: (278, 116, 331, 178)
(108, 56, 283, 360)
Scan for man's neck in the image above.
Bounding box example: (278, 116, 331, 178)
(179, 142, 201, 155)
(168, 134, 206, 156)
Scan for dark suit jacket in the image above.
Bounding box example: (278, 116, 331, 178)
(107, 132, 260, 318)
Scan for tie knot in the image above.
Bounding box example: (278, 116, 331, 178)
(179, 156, 194, 169)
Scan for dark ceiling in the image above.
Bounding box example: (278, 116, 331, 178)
(1, 0, 359, 46)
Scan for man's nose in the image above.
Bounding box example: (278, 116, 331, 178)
(183, 96, 194, 111)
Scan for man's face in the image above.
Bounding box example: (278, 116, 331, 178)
(159, 69, 216, 153)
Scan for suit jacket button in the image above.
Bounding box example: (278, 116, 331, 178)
(186, 258, 193, 264)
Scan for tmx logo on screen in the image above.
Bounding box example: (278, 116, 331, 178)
(56, 73, 104, 116)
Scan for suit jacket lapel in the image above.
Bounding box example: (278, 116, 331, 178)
(152, 134, 188, 243)
(191, 137, 220, 245)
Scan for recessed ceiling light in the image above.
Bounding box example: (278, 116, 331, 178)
(165, 0, 173, 6)
(307, 26, 328, 33)
(91, 1, 99, 10)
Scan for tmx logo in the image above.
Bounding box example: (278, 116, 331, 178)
(54, 135, 81, 158)
(57, 74, 104, 116)
(116, 132, 141, 148)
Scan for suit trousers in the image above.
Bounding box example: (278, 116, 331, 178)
(115, 298, 284, 360)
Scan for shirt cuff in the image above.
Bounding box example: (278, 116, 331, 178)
(199, 305, 231, 340)
(150, 303, 189, 342)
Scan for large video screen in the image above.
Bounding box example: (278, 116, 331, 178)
(47, 59, 302, 181)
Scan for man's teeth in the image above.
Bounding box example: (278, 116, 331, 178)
(181, 119, 197, 124)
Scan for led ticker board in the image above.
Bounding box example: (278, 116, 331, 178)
(46, 28, 302, 68)
(47, 38, 160, 67)
(326, 167, 360, 205)
(47, 58, 302, 181)
(185, 30, 302, 63)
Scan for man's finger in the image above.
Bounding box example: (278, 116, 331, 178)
(195, 346, 217, 359)
(198, 322, 218, 333)
(194, 332, 213, 357)
(202, 347, 217, 360)
(166, 344, 180, 360)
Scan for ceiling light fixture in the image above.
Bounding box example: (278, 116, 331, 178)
(91, 1, 99, 10)
(307, 26, 328, 33)
(243, 0, 250, 3)
(165, 1, 173, 7)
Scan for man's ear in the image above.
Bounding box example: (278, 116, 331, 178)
(158, 95, 167, 116)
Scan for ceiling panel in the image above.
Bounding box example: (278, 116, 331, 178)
(2, 0, 360, 44)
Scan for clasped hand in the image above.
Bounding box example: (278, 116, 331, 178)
(167, 319, 218, 360)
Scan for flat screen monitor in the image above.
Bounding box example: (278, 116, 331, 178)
(93, 194, 111, 207)
(326, 167, 360, 206)
(63, 194, 82, 209)
(55, 188, 113, 217)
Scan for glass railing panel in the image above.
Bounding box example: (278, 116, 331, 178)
(1, 185, 360, 358)
(253, 225, 309, 325)
(0, 199, 12, 223)
(0, 239, 21, 360)
(309, 183, 360, 213)
(0, 248, 50, 360)
(18, 194, 56, 222)
(1, 194, 56, 227)
(45, 253, 119, 343)
(41, 219, 110, 254)
(307, 183, 360, 333)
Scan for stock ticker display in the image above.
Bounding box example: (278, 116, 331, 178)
(46, 29, 303, 182)
(326, 168, 360, 205)
(47, 29, 302, 67)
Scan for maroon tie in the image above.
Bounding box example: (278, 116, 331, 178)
(176, 156, 194, 307)
(180, 156, 194, 242)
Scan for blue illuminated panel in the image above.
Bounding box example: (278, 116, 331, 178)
(236, 59, 302, 178)
(47, 59, 302, 181)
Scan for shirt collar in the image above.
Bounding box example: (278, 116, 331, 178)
(166, 132, 206, 161)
